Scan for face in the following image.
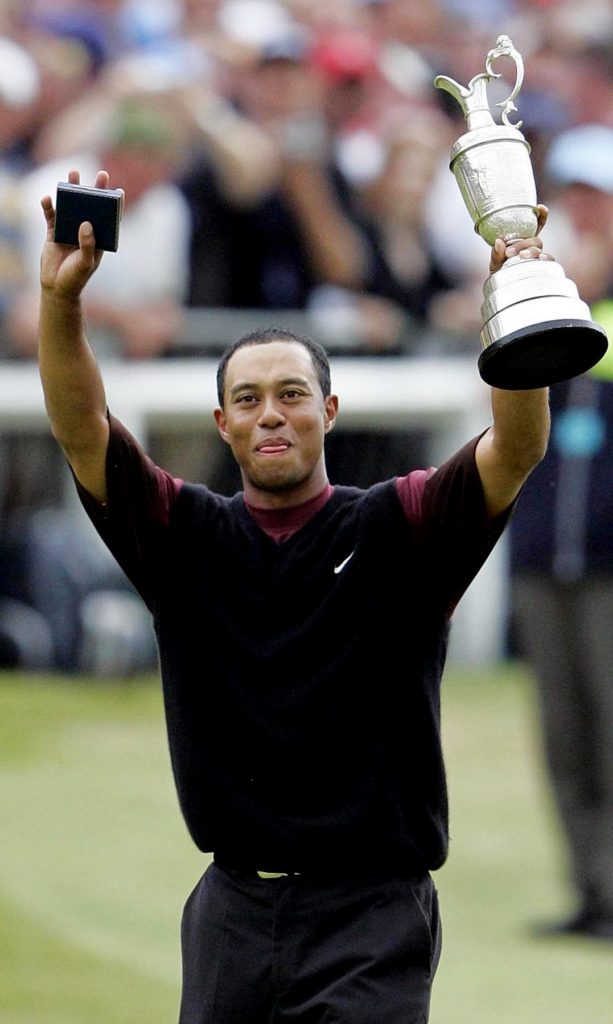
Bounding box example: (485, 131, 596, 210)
(214, 341, 338, 507)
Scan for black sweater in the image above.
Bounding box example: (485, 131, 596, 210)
(78, 416, 508, 875)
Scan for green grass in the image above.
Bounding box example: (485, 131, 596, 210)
(1, 664, 611, 1023)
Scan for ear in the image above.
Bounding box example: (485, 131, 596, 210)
(324, 394, 339, 433)
(213, 407, 230, 444)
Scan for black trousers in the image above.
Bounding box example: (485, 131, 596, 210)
(513, 574, 613, 918)
(179, 861, 442, 1023)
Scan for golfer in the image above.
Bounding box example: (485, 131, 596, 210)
(37, 168, 552, 1023)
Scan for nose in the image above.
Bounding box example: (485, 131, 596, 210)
(257, 395, 286, 426)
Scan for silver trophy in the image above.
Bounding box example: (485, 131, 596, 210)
(434, 35, 608, 389)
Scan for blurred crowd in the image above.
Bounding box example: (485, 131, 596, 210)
(0, 0, 612, 674)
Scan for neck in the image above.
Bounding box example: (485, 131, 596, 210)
(243, 467, 330, 510)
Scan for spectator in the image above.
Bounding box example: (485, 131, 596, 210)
(537, 124, 613, 309)
(9, 93, 193, 359)
(179, 18, 429, 491)
(0, 33, 58, 671)
(0, 514, 55, 670)
(12, 4, 113, 151)
(0, 35, 41, 341)
(508, 124, 613, 942)
(0, 90, 192, 673)
(180, 21, 401, 315)
(355, 104, 456, 327)
(509, 368, 613, 942)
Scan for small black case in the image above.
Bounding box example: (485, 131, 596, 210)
(54, 182, 124, 252)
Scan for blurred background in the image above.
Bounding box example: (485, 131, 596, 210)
(0, 0, 611, 1020)
(0, 0, 611, 675)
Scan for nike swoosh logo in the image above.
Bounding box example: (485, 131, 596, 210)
(334, 550, 356, 575)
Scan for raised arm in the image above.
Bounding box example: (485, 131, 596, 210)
(475, 205, 552, 516)
(38, 169, 113, 503)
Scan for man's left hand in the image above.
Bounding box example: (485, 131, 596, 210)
(489, 203, 555, 273)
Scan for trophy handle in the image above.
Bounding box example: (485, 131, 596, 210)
(485, 34, 524, 129)
(434, 33, 525, 132)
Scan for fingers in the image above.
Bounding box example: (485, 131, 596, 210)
(489, 244, 554, 273)
(506, 241, 544, 259)
(489, 238, 542, 272)
(78, 220, 99, 264)
(489, 237, 506, 273)
(536, 203, 548, 233)
(95, 169, 110, 189)
(490, 204, 550, 269)
(67, 220, 104, 282)
(490, 233, 555, 273)
(503, 239, 553, 260)
(67, 168, 110, 190)
(41, 194, 55, 235)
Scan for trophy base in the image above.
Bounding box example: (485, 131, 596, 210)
(478, 319, 608, 390)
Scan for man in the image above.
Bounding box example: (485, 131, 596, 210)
(508, 124, 613, 943)
(510, 370, 613, 943)
(38, 168, 551, 1023)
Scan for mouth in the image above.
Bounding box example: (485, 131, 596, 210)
(255, 438, 291, 455)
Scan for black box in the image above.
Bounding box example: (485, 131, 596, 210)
(54, 182, 124, 252)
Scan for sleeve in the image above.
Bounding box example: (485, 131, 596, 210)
(74, 412, 183, 610)
(396, 434, 514, 615)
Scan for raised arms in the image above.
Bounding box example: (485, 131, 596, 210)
(38, 169, 113, 503)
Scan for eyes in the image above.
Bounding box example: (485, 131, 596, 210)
(234, 387, 307, 405)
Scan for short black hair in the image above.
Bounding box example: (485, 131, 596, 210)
(216, 327, 331, 406)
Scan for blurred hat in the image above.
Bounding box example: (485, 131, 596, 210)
(219, 0, 311, 65)
(25, 11, 109, 75)
(259, 25, 312, 64)
(545, 124, 613, 193)
(218, 0, 295, 48)
(0, 36, 40, 108)
(311, 28, 379, 82)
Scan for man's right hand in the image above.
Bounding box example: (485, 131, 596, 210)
(40, 169, 118, 296)
(38, 168, 114, 505)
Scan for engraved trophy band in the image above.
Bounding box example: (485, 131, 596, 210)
(434, 35, 608, 389)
